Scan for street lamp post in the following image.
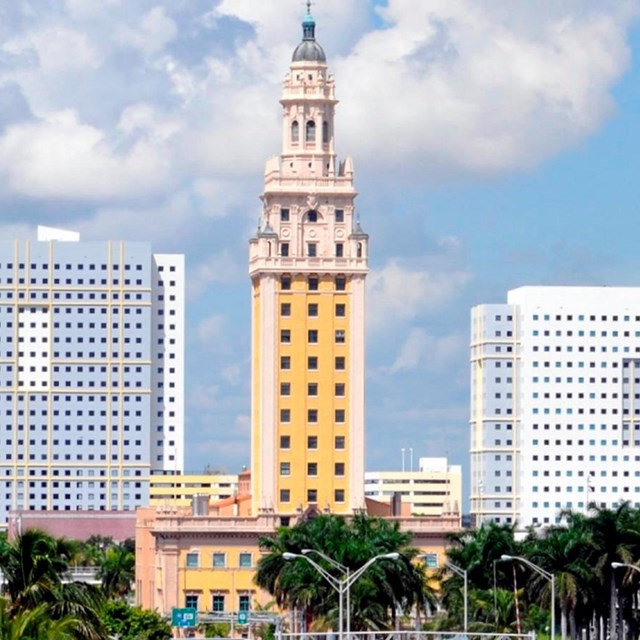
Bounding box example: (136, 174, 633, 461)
(501, 555, 555, 640)
(444, 560, 468, 634)
(283, 551, 400, 640)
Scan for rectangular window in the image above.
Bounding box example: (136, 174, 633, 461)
(280, 462, 290, 476)
(335, 462, 345, 476)
(280, 382, 291, 396)
(281, 303, 291, 316)
(335, 383, 345, 396)
(308, 436, 318, 449)
(186, 552, 199, 568)
(280, 208, 290, 222)
(307, 489, 318, 502)
(307, 243, 317, 257)
(308, 276, 319, 290)
(308, 356, 318, 370)
(308, 409, 318, 423)
(336, 303, 346, 317)
(335, 276, 346, 291)
(335, 356, 346, 370)
(239, 595, 250, 612)
(212, 551, 227, 569)
(280, 409, 290, 422)
(308, 382, 318, 396)
(280, 329, 291, 343)
(335, 436, 345, 449)
(212, 595, 225, 612)
(422, 553, 438, 569)
(335, 243, 344, 257)
(308, 303, 318, 317)
(185, 594, 199, 609)
(335, 209, 344, 223)
(335, 409, 345, 423)
(308, 329, 318, 343)
(281, 275, 291, 290)
(307, 462, 318, 476)
(280, 435, 290, 449)
(280, 242, 289, 257)
(334, 489, 345, 503)
(239, 553, 253, 568)
(281, 356, 291, 370)
(335, 330, 346, 343)
(280, 488, 290, 502)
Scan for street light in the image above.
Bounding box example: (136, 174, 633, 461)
(501, 555, 555, 640)
(444, 560, 468, 634)
(283, 551, 400, 640)
(612, 562, 640, 573)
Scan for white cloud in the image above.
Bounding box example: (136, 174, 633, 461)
(187, 250, 245, 300)
(368, 258, 471, 332)
(196, 313, 227, 351)
(117, 6, 178, 56)
(388, 328, 466, 374)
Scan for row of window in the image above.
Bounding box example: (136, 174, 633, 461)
(281, 329, 346, 344)
(280, 462, 345, 476)
(290, 120, 329, 144)
(1, 263, 147, 271)
(281, 356, 346, 370)
(0, 292, 147, 301)
(280, 243, 361, 259)
(531, 314, 640, 322)
(280, 208, 344, 223)
(280, 488, 345, 503)
(280, 435, 345, 448)
(281, 302, 345, 317)
(281, 275, 347, 290)
(185, 593, 251, 613)
(279, 409, 345, 423)
(280, 382, 345, 396)
(0, 278, 145, 286)
(186, 551, 253, 569)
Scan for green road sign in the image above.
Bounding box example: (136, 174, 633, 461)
(237, 610, 249, 625)
(172, 607, 197, 627)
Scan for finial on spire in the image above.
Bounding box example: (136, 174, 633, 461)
(306, 0, 312, 15)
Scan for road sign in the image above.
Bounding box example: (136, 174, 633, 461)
(237, 610, 249, 625)
(172, 607, 197, 627)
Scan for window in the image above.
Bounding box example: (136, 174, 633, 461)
(307, 489, 318, 502)
(335, 436, 345, 449)
(308, 329, 318, 343)
(335, 383, 345, 396)
(334, 489, 345, 503)
(335, 243, 344, 257)
(280, 435, 290, 449)
(280, 329, 291, 343)
(307, 243, 317, 257)
(335, 462, 345, 476)
(281, 208, 290, 222)
(335, 356, 346, 370)
(335, 276, 346, 290)
(280, 382, 291, 396)
(306, 120, 316, 142)
(281, 275, 291, 290)
(239, 595, 250, 612)
(335, 330, 346, 343)
(280, 243, 289, 257)
(280, 409, 290, 422)
(186, 552, 199, 568)
(281, 303, 291, 316)
(281, 356, 291, 370)
(280, 489, 290, 502)
(280, 462, 291, 476)
(308, 303, 318, 317)
(335, 409, 345, 423)
(213, 553, 226, 568)
(185, 594, 199, 610)
(308, 356, 318, 370)
(308, 436, 318, 449)
(308, 383, 318, 396)
(291, 121, 299, 143)
(308, 409, 318, 423)
(322, 120, 329, 144)
(307, 210, 318, 223)
(212, 595, 225, 612)
(336, 303, 346, 317)
(239, 552, 253, 568)
(308, 276, 319, 290)
(335, 209, 344, 223)
(307, 462, 318, 476)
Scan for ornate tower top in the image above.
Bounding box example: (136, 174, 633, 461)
(292, 2, 326, 63)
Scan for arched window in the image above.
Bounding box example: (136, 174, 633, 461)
(357, 242, 362, 258)
(322, 121, 329, 144)
(291, 121, 299, 143)
(281, 275, 292, 290)
(306, 120, 316, 143)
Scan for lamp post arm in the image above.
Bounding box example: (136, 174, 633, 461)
(345, 553, 399, 590)
(302, 549, 348, 575)
(286, 553, 341, 590)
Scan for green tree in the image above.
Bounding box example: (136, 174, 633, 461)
(99, 543, 135, 599)
(255, 513, 425, 631)
(0, 598, 83, 640)
(102, 600, 171, 640)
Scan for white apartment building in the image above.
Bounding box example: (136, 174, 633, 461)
(0, 226, 184, 518)
(471, 286, 640, 527)
(364, 457, 462, 517)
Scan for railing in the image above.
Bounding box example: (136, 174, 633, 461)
(278, 633, 535, 640)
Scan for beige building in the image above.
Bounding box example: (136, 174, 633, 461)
(364, 457, 462, 517)
(149, 471, 240, 508)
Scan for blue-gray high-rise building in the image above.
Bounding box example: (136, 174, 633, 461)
(0, 226, 184, 518)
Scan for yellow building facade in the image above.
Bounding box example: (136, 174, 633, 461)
(149, 472, 239, 508)
(249, 7, 368, 516)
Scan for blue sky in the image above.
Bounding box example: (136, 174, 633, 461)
(1, 1, 639, 506)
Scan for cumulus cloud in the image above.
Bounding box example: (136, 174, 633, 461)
(388, 328, 467, 374)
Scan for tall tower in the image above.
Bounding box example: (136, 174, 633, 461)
(249, 7, 368, 516)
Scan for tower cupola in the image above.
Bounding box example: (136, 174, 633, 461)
(292, 3, 326, 63)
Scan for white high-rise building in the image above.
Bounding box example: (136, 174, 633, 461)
(470, 286, 640, 527)
(0, 227, 184, 518)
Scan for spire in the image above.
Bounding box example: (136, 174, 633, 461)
(292, 0, 325, 62)
(302, 1, 315, 40)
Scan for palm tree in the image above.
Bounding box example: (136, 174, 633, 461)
(98, 544, 134, 600)
(255, 513, 425, 631)
(0, 598, 82, 640)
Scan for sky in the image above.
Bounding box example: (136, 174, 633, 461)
(1, 0, 640, 505)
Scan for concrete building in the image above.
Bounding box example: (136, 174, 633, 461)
(149, 471, 240, 508)
(0, 226, 184, 518)
(249, 7, 368, 515)
(471, 286, 640, 527)
(364, 457, 462, 517)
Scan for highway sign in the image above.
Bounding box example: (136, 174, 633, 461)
(172, 607, 197, 627)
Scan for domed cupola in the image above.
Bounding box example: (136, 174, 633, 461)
(292, 4, 326, 63)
